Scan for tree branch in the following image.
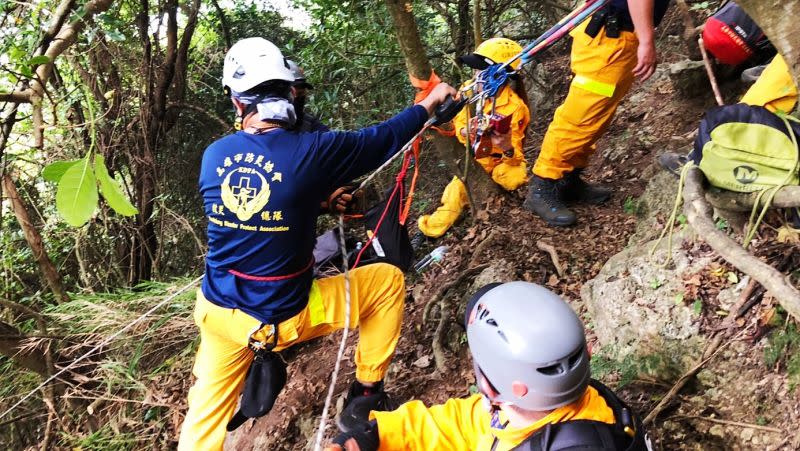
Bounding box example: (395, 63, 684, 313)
(683, 167, 800, 321)
(0, 91, 33, 103)
(1, 175, 70, 304)
(705, 186, 800, 212)
(209, 0, 231, 48)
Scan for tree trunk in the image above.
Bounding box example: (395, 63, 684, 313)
(473, 0, 483, 47)
(127, 0, 200, 284)
(384, 0, 498, 208)
(384, 0, 432, 80)
(737, 1, 800, 90)
(2, 175, 70, 304)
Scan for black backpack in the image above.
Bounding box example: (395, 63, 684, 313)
(501, 380, 648, 451)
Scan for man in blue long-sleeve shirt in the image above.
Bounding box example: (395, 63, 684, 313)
(178, 38, 456, 450)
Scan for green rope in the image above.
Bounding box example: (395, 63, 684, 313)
(650, 161, 693, 267)
(742, 113, 800, 248)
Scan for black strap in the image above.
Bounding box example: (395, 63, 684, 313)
(504, 380, 647, 451)
(584, 6, 634, 39)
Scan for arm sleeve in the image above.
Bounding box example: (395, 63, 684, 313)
(372, 396, 486, 451)
(311, 105, 428, 190)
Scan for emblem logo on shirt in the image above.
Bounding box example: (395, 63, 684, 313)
(221, 167, 271, 221)
(213, 153, 285, 227)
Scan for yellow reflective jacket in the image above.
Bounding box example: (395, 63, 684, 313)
(453, 84, 530, 191)
(741, 54, 798, 113)
(372, 386, 615, 451)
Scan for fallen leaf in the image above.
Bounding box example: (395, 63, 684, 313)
(777, 225, 800, 244)
(758, 307, 776, 327)
(546, 274, 559, 286)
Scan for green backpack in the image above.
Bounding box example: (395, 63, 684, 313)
(690, 103, 799, 192)
(654, 104, 799, 260)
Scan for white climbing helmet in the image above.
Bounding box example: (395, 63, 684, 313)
(465, 282, 590, 411)
(222, 38, 294, 94)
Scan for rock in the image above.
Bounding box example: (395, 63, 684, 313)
(715, 276, 749, 312)
(696, 369, 717, 387)
(740, 427, 755, 442)
(581, 233, 711, 380)
(709, 425, 726, 438)
(668, 59, 709, 99)
(627, 170, 683, 246)
(412, 355, 432, 368)
(469, 259, 515, 292)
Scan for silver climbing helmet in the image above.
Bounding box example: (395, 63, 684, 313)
(465, 281, 590, 411)
(286, 59, 313, 89)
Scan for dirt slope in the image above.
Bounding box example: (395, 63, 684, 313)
(220, 12, 800, 450)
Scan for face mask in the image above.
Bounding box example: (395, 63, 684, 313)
(255, 97, 297, 126)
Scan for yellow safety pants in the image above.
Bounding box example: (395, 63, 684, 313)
(177, 263, 405, 451)
(533, 21, 639, 180)
(741, 54, 798, 113)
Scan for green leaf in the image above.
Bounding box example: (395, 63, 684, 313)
(55, 155, 98, 227)
(42, 159, 80, 183)
(650, 279, 663, 290)
(727, 272, 739, 284)
(27, 55, 50, 66)
(674, 293, 684, 305)
(693, 299, 702, 316)
(105, 29, 125, 42)
(94, 154, 138, 216)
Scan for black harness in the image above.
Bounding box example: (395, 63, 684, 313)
(491, 380, 648, 451)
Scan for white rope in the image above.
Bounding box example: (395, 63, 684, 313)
(355, 117, 435, 191)
(312, 214, 352, 451)
(0, 274, 204, 422)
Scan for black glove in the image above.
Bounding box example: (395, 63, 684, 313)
(331, 420, 380, 451)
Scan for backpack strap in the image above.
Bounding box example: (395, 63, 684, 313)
(507, 379, 647, 451)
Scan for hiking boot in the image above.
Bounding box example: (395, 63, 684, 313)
(657, 152, 688, 176)
(559, 169, 613, 205)
(337, 381, 395, 432)
(523, 176, 576, 227)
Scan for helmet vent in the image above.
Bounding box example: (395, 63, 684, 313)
(233, 66, 245, 79)
(568, 348, 583, 369)
(536, 363, 564, 376)
(477, 305, 491, 322)
(496, 329, 508, 343)
(485, 318, 497, 327)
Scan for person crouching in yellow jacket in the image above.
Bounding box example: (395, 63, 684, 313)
(453, 38, 531, 192)
(326, 282, 648, 451)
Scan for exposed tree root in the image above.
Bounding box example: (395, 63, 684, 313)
(469, 231, 498, 267)
(536, 240, 565, 278)
(644, 330, 744, 425)
(670, 414, 783, 433)
(426, 264, 488, 374)
(683, 167, 800, 321)
(705, 186, 800, 212)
